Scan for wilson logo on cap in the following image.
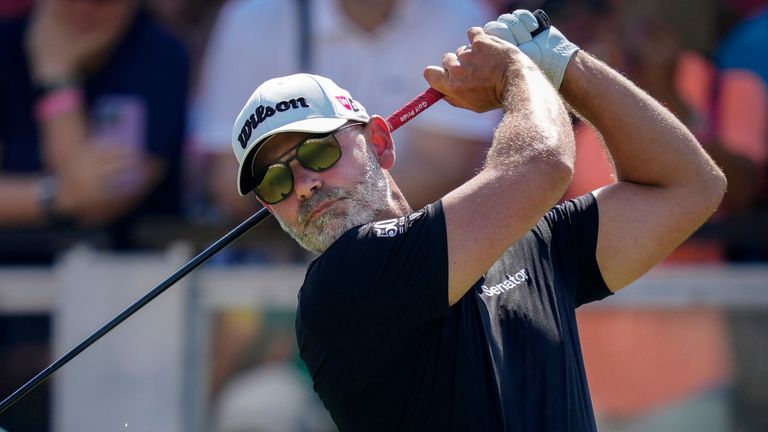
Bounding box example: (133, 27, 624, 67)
(334, 95, 362, 113)
(237, 97, 310, 149)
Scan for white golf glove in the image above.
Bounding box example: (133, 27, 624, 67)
(483, 10, 579, 89)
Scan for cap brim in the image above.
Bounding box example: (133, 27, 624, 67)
(237, 117, 349, 196)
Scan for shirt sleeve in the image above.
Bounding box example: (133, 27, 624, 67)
(542, 193, 612, 307)
(298, 202, 450, 364)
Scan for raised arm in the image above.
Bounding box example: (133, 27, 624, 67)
(484, 10, 726, 292)
(560, 52, 726, 291)
(11, 0, 164, 227)
(424, 28, 575, 305)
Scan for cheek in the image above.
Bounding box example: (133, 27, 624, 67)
(326, 147, 369, 184)
(269, 199, 300, 224)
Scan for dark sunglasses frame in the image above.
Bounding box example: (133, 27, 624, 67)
(251, 122, 364, 204)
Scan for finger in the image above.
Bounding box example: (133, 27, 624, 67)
(441, 51, 460, 71)
(423, 65, 449, 93)
(497, 13, 531, 45)
(455, 44, 471, 57)
(514, 10, 540, 33)
(483, 20, 516, 44)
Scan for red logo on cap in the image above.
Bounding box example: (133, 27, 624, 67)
(335, 96, 352, 111)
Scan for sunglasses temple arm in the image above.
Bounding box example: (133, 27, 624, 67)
(0, 207, 272, 415)
(385, 87, 444, 132)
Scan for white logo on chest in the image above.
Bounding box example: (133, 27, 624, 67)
(480, 269, 530, 297)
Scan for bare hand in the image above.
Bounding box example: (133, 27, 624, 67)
(423, 27, 527, 113)
(54, 146, 159, 225)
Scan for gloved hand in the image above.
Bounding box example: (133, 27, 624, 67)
(483, 10, 579, 89)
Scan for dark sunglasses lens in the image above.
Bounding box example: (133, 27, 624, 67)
(297, 137, 341, 171)
(255, 164, 293, 204)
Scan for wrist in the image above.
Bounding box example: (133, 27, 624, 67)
(559, 50, 586, 99)
(38, 175, 74, 225)
(34, 84, 84, 121)
(32, 73, 81, 98)
(542, 36, 579, 89)
(30, 58, 79, 87)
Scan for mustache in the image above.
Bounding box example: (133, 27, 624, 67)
(297, 187, 350, 226)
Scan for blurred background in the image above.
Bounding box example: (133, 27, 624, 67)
(0, 0, 766, 430)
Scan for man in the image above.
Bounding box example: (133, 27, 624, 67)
(229, 10, 726, 431)
(0, 0, 188, 234)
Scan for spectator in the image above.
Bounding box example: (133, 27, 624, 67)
(715, 1, 767, 218)
(192, 0, 499, 219)
(0, 1, 189, 430)
(714, 4, 768, 431)
(564, 10, 764, 260)
(0, 0, 189, 255)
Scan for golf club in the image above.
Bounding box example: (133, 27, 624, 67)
(0, 9, 551, 415)
(0, 85, 442, 415)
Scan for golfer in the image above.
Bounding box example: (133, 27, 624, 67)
(229, 11, 726, 431)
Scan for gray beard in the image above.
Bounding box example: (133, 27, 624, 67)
(275, 150, 391, 254)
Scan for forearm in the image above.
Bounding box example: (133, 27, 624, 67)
(0, 176, 48, 225)
(37, 103, 91, 171)
(560, 51, 724, 193)
(429, 29, 576, 304)
(486, 58, 575, 179)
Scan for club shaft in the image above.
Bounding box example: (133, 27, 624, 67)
(0, 207, 271, 414)
(0, 11, 554, 412)
(0, 71, 458, 415)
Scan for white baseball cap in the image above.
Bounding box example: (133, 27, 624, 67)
(232, 73, 370, 196)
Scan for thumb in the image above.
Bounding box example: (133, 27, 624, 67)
(423, 65, 449, 94)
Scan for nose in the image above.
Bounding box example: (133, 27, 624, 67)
(291, 163, 322, 200)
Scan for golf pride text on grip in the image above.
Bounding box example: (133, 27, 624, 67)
(385, 10, 550, 132)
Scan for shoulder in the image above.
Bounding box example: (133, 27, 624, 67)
(201, 0, 293, 71)
(312, 204, 441, 274)
(529, 193, 600, 253)
(302, 203, 446, 297)
(534, 193, 599, 235)
(298, 203, 450, 353)
(414, 0, 493, 23)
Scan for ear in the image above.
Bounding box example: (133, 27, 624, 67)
(252, 194, 274, 213)
(365, 115, 396, 170)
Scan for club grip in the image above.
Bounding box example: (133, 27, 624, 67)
(385, 10, 551, 132)
(530, 9, 551, 37)
(386, 87, 444, 132)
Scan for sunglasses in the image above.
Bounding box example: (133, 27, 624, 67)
(251, 122, 363, 204)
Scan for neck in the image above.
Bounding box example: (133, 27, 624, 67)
(337, 0, 399, 33)
(386, 174, 413, 215)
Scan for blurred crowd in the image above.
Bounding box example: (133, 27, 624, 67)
(2, 0, 766, 260)
(1, 0, 766, 431)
